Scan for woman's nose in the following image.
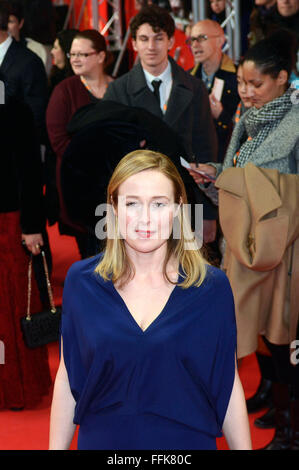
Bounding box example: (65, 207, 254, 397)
(139, 204, 151, 223)
(246, 85, 255, 98)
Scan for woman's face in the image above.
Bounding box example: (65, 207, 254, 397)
(209, 0, 226, 14)
(236, 64, 252, 108)
(69, 38, 104, 76)
(242, 60, 288, 108)
(115, 170, 178, 255)
(51, 39, 66, 69)
(277, 0, 299, 17)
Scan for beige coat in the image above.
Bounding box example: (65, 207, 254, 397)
(215, 163, 299, 359)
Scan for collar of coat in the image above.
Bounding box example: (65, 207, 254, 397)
(128, 56, 196, 94)
(126, 56, 197, 127)
(216, 162, 283, 221)
(190, 53, 236, 77)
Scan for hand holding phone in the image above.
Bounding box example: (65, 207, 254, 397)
(180, 157, 216, 184)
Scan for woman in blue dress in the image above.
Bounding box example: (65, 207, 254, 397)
(49, 150, 251, 450)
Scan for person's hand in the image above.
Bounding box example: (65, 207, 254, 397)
(209, 94, 223, 119)
(188, 163, 217, 185)
(21, 233, 44, 255)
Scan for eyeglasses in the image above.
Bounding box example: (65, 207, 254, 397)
(67, 52, 97, 59)
(186, 34, 220, 45)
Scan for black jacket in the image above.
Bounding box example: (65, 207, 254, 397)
(61, 100, 205, 231)
(0, 39, 48, 143)
(191, 54, 239, 163)
(0, 97, 45, 234)
(103, 56, 217, 164)
(101, 57, 218, 220)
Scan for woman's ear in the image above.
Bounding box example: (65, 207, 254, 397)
(98, 50, 106, 65)
(277, 69, 288, 87)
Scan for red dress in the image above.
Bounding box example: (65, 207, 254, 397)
(0, 96, 52, 410)
(0, 212, 52, 409)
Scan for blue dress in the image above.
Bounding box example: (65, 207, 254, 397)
(61, 254, 237, 450)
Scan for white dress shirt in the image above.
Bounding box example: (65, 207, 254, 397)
(143, 61, 173, 114)
(0, 35, 12, 66)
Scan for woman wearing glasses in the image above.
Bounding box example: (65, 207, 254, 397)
(46, 30, 113, 257)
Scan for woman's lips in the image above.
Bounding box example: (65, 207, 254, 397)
(135, 230, 154, 239)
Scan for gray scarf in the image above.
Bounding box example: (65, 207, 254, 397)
(235, 88, 293, 167)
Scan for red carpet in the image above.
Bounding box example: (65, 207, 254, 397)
(0, 223, 275, 450)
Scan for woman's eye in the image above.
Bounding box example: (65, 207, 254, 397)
(126, 201, 137, 207)
(152, 202, 166, 208)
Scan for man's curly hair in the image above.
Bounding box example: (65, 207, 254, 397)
(130, 4, 175, 40)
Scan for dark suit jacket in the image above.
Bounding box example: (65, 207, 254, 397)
(191, 54, 239, 163)
(0, 39, 48, 142)
(103, 56, 217, 164)
(103, 57, 218, 219)
(0, 97, 45, 234)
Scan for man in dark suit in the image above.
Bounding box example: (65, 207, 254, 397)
(189, 19, 239, 163)
(103, 4, 218, 243)
(0, 1, 48, 143)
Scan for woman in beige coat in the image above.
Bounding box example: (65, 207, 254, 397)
(188, 30, 299, 450)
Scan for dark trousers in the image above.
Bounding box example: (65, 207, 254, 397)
(260, 336, 299, 399)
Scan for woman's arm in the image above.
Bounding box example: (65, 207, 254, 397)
(222, 362, 252, 450)
(49, 337, 77, 450)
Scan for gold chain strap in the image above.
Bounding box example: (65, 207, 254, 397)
(26, 250, 57, 321)
(26, 256, 32, 321)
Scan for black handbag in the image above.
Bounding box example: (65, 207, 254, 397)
(20, 250, 61, 349)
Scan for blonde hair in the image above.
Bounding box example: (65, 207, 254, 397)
(95, 150, 207, 288)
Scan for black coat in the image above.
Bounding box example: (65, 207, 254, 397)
(0, 39, 48, 142)
(101, 57, 218, 220)
(60, 100, 204, 232)
(103, 56, 217, 164)
(191, 55, 239, 163)
(0, 97, 45, 234)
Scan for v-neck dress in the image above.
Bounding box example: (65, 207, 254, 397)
(61, 254, 237, 450)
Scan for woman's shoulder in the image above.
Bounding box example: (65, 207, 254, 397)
(181, 265, 236, 326)
(65, 253, 103, 286)
(203, 264, 233, 294)
(203, 265, 236, 323)
(52, 75, 82, 95)
(183, 264, 233, 299)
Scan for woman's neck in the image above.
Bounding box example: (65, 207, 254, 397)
(80, 70, 109, 98)
(125, 243, 178, 282)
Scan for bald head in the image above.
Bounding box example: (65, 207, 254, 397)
(191, 19, 225, 39)
(190, 20, 225, 65)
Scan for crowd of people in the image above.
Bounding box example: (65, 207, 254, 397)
(0, 0, 298, 451)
